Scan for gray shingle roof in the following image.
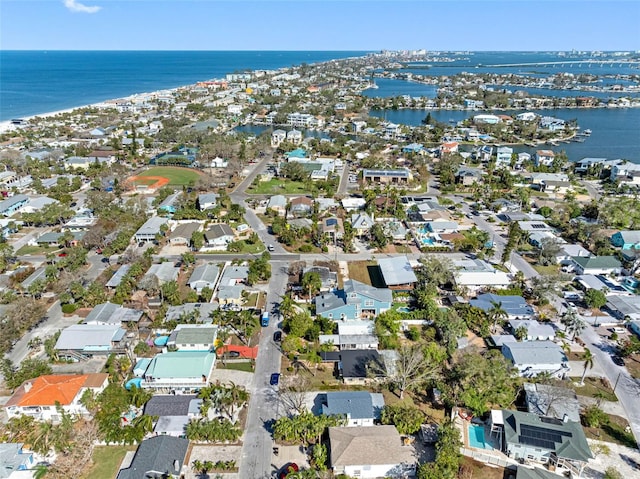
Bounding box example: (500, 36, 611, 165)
(328, 425, 415, 468)
(344, 279, 393, 304)
(144, 395, 199, 417)
(502, 341, 566, 366)
(188, 263, 219, 286)
(116, 436, 189, 479)
(322, 391, 384, 420)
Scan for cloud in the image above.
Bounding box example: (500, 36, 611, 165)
(63, 0, 102, 14)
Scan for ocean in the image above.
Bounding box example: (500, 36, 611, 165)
(1, 50, 638, 162)
(0, 50, 367, 120)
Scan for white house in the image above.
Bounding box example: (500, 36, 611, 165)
(321, 391, 385, 427)
(5, 373, 109, 421)
(328, 425, 416, 478)
(502, 341, 569, 378)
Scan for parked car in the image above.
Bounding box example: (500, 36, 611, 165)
(612, 355, 625, 367)
(278, 463, 299, 479)
(267, 244, 275, 252)
(273, 331, 282, 342)
(270, 373, 280, 386)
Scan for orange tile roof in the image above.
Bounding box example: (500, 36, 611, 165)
(6, 374, 106, 408)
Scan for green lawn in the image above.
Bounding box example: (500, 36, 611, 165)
(247, 178, 312, 195)
(139, 166, 202, 186)
(533, 264, 561, 275)
(218, 361, 254, 372)
(81, 445, 136, 479)
(16, 245, 60, 255)
(567, 377, 618, 402)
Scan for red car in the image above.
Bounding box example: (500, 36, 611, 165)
(58, 252, 67, 257)
(279, 463, 299, 479)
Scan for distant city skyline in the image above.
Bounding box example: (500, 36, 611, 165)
(1, 1, 639, 51)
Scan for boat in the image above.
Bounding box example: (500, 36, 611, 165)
(368, 82, 379, 90)
(574, 138, 585, 142)
(583, 129, 592, 135)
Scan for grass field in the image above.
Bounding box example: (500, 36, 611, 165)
(81, 446, 136, 479)
(16, 245, 61, 255)
(247, 178, 311, 195)
(138, 167, 202, 186)
(347, 261, 376, 286)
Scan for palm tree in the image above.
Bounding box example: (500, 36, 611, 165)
(580, 348, 594, 386)
(561, 309, 586, 340)
(488, 300, 508, 333)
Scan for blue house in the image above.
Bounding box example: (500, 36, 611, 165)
(611, 230, 640, 250)
(315, 279, 392, 321)
(470, 293, 535, 319)
(0, 194, 29, 217)
(402, 143, 424, 154)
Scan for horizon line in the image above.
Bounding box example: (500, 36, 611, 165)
(2, 49, 638, 53)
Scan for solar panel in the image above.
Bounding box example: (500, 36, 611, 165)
(326, 218, 338, 226)
(518, 435, 556, 450)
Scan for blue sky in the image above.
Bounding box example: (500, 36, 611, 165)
(1, 1, 639, 51)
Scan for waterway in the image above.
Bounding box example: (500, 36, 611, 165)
(369, 107, 640, 163)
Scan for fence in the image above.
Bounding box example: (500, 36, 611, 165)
(461, 447, 509, 468)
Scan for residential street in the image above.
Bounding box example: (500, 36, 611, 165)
(580, 327, 640, 448)
(238, 261, 288, 479)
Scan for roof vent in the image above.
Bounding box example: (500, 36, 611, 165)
(173, 459, 180, 472)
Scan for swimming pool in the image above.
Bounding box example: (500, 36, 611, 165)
(468, 424, 493, 450)
(397, 306, 413, 313)
(421, 237, 435, 245)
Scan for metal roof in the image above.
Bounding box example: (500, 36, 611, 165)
(55, 324, 125, 351)
(144, 352, 216, 379)
(322, 391, 385, 420)
(378, 256, 417, 286)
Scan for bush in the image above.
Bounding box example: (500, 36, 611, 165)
(61, 303, 78, 314)
(298, 244, 313, 253)
(604, 467, 623, 479)
(405, 326, 421, 341)
(582, 405, 609, 428)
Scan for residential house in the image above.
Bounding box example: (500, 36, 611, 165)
(377, 256, 417, 291)
(471, 293, 535, 319)
(169, 222, 201, 246)
(322, 349, 391, 384)
(328, 425, 416, 478)
(165, 303, 217, 324)
(167, 324, 218, 352)
(453, 259, 512, 293)
(158, 192, 181, 214)
(383, 221, 408, 243)
(320, 391, 385, 427)
(455, 167, 483, 186)
(203, 224, 234, 249)
(187, 263, 220, 293)
(144, 262, 180, 285)
(289, 196, 314, 217)
(271, 129, 286, 147)
(320, 217, 343, 243)
(144, 395, 201, 437)
(523, 383, 580, 423)
(267, 195, 287, 216)
(0, 195, 29, 217)
(535, 150, 555, 167)
(610, 162, 640, 185)
(302, 265, 337, 292)
(216, 265, 249, 306)
(492, 409, 592, 476)
(350, 212, 374, 237)
(55, 324, 126, 360)
(106, 264, 131, 289)
(502, 341, 569, 377)
(319, 320, 379, 351)
(35, 231, 85, 247)
(286, 129, 303, 145)
(134, 216, 168, 243)
(508, 320, 555, 341)
(362, 169, 411, 184)
(496, 146, 513, 167)
(570, 256, 621, 275)
(426, 220, 459, 234)
(0, 443, 35, 478)
(605, 295, 640, 322)
(197, 193, 219, 211)
(5, 373, 109, 421)
(83, 302, 144, 326)
(116, 436, 189, 479)
(141, 351, 216, 391)
(611, 230, 640, 250)
(439, 141, 459, 155)
(316, 279, 392, 321)
(341, 198, 366, 212)
(556, 243, 591, 265)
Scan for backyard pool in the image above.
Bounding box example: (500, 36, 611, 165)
(397, 306, 413, 313)
(468, 424, 493, 450)
(421, 237, 435, 246)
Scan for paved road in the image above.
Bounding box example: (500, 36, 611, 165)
(239, 261, 288, 479)
(457, 202, 539, 279)
(580, 327, 640, 448)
